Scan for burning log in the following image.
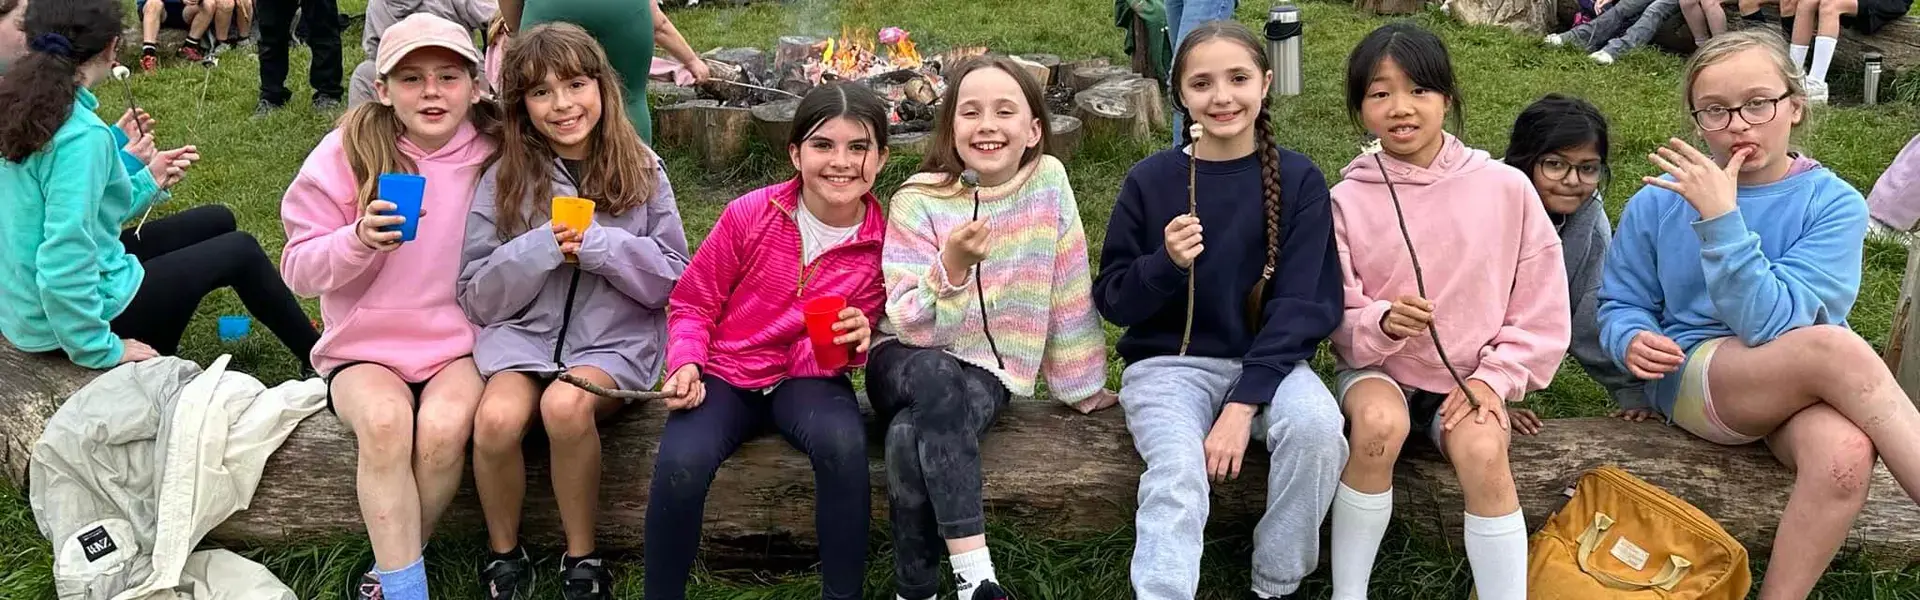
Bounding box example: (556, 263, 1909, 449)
(1047, 114, 1084, 163)
(894, 98, 937, 128)
(904, 77, 938, 105)
(696, 59, 754, 105)
(1009, 55, 1051, 87)
(773, 35, 825, 95)
(1074, 83, 1149, 142)
(656, 100, 754, 169)
(751, 98, 800, 153)
(1070, 63, 1137, 94)
(1021, 54, 1063, 85)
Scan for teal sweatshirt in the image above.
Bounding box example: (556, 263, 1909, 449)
(1597, 166, 1866, 414)
(0, 88, 169, 368)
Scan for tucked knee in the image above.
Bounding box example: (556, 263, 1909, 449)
(1349, 403, 1410, 461)
(540, 390, 598, 439)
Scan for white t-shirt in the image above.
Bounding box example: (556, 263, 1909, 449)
(797, 201, 860, 264)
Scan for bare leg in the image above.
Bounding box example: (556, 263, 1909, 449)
(1757, 404, 1876, 600)
(413, 358, 483, 541)
(1441, 414, 1520, 517)
(185, 1, 214, 42)
(1708, 325, 1920, 501)
(211, 0, 234, 42)
(142, 0, 165, 45)
(234, 0, 252, 38)
(1340, 380, 1411, 493)
(1703, 0, 1729, 35)
(472, 372, 541, 553)
(1679, 0, 1713, 42)
(331, 364, 425, 572)
(1793, 0, 1818, 45)
(541, 366, 624, 557)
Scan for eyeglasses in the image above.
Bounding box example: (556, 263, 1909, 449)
(1537, 157, 1606, 184)
(1690, 92, 1794, 132)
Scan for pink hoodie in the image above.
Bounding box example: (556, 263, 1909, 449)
(666, 179, 888, 389)
(280, 122, 497, 382)
(1329, 133, 1571, 402)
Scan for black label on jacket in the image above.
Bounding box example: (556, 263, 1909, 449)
(79, 526, 118, 562)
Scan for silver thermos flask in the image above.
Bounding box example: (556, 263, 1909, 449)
(1864, 52, 1883, 106)
(1266, 0, 1303, 97)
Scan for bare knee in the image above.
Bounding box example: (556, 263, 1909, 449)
(353, 400, 415, 468)
(1348, 401, 1410, 464)
(1801, 427, 1876, 503)
(414, 398, 476, 469)
(473, 399, 532, 455)
(1445, 418, 1512, 480)
(540, 388, 600, 440)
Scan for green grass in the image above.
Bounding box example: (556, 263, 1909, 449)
(3, 0, 1920, 598)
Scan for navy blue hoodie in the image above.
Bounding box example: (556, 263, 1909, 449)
(1093, 145, 1343, 406)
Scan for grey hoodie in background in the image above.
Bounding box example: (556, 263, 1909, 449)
(349, 0, 500, 107)
(457, 159, 691, 391)
(1560, 193, 1648, 411)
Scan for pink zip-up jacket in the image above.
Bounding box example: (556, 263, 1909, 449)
(666, 179, 887, 389)
(280, 122, 496, 382)
(1329, 134, 1571, 402)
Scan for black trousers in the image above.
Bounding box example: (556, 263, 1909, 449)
(110, 205, 319, 369)
(255, 0, 343, 105)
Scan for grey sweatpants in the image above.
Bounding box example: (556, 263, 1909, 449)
(1563, 0, 1682, 56)
(1121, 356, 1348, 599)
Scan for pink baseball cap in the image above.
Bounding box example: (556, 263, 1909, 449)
(375, 13, 482, 76)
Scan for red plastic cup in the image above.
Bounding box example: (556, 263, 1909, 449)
(803, 295, 851, 370)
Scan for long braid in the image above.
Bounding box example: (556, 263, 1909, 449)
(1246, 104, 1283, 327)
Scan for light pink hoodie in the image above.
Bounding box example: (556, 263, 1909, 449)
(1329, 133, 1571, 402)
(280, 121, 497, 382)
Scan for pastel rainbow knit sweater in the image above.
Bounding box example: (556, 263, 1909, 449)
(879, 155, 1109, 405)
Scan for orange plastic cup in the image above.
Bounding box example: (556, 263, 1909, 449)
(552, 196, 595, 262)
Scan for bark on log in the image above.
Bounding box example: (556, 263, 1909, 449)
(1357, 0, 1424, 16)
(655, 100, 753, 169)
(1047, 114, 1085, 163)
(751, 99, 800, 153)
(1070, 64, 1138, 94)
(1889, 244, 1920, 407)
(702, 47, 769, 81)
(1022, 54, 1063, 85)
(694, 60, 752, 105)
(5, 347, 1918, 565)
(1108, 76, 1168, 133)
(1074, 84, 1151, 142)
(1452, 0, 1556, 35)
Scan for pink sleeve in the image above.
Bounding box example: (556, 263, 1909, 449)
(279, 139, 380, 298)
(665, 200, 747, 373)
(1469, 184, 1573, 402)
(1328, 196, 1408, 368)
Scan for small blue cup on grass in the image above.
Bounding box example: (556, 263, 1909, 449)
(217, 316, 251, 343)
(376, 173, 426, 242)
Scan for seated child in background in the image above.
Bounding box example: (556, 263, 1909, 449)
(1546, 0, 1682, 64)
(136, 0, 233, 70)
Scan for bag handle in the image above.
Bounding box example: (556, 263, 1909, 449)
(1575, 513, 1693, 591)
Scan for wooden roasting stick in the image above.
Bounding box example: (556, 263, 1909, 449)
(558, 372, 675, 402)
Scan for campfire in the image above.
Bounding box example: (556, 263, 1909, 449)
(810, 26, 925, 84)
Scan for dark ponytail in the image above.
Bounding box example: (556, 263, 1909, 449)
(0, 0, 121, 162)
(1249, 103, 1282, 327)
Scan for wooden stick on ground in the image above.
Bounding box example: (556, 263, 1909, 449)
(557, 372, 674, 402)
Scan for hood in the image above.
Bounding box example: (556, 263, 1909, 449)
(397, 120, 493, 166)
(1338, 132, 1493, 186)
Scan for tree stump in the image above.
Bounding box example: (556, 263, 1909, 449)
(1070, 64, 1138, 94)
(1009, 55, 1052, 88)
(1104, 76, 1167, 133)
(1074, 84, 1150, 142)
(1047, 114, 1084, 162)
(1452, 0, 1556, 34)
(655, 100, 753, 169)
(1357, 0, 1423, 15)
(892, 131, 934, 156)
(1022, 54, 1063, 85)
(751, 99, 801, 152)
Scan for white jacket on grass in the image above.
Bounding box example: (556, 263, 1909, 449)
(29, 356, 325, 600)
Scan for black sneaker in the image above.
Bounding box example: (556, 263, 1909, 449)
(252, 99, 282, 119)
(481, 547, 534, 600)
(559, 554, 613, 600)
(349, 570, 382, 600)
(968, 581, 1012, 600)
(313, 96, 344, 112)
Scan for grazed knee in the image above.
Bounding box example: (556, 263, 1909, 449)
(1349, 403, 1409, 462)
(1806, 429, 1876, 503)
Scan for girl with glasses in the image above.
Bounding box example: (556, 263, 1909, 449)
(1599, 30, 1920, 599)
(1500, 94, 1642, 436)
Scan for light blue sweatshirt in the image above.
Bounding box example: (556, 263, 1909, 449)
(0, 88, 169, 368)
(1597, 166, 1867, 413)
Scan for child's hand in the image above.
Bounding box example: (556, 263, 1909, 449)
(1644, 138, 1746, 221)
(124, 131, 157, 164)
(1204, 403, 1255, 482)
(941, 220, 990, 283)
(1073, 389, 1119, 414)
(119, 338, 158, 364)
(116, 108, 153, 142)
(1380, 295, 1434, 340)
(688, 58, 713, 84)
(1625, 330, 1684, 379)
(831, 307, 871, 353)
(1611, 408, 1657, 422)
(661, 364, 706, 411)
(1509, 407, 1542, 436)
(1164, 215, 1204, 268)
(148, 146, 198, 190)
(1439, 379, 1504, 432)
(356, 200, 427, 251)
(552, 223, 584, 256)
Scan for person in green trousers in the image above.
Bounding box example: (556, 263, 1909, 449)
(498, 0, 708, 144)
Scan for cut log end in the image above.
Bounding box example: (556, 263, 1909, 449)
(655, 100, 754, 169)
(1047, 114, 1084, 162)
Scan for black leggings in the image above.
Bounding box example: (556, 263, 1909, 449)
(867, 342, 1011, 600)
(109, 205, 319, 369)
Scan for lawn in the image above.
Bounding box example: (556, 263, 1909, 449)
(2, 0, 1920, 598)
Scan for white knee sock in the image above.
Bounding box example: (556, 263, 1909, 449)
(1463, 509, 1529, 600)
(1790, 43, 1810, 71)
(1331, 483, 1393, 600)
(1810, 36, 1837, 81)
(952, 546, 998, 597)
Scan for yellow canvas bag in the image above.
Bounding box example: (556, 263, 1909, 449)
(1526, 465, 1751, 599)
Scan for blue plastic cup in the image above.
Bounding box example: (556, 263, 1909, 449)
(217, 315, 251, 342)
(376, 173, 426, 242)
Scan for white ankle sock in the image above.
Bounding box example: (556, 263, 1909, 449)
(1810, 36, 1837, 82)
(1790, 43, 1810, 71)
(1331, 483, 1393, 600)
(951, 546, 997, 596)
(1463, 509, 1529, 600)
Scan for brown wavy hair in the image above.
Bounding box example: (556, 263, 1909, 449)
(0, 0, 120, 162)
(908, 54, 1052, 191)
(488, 23, 656, 239)
(340, 56, 504, 211)
(1171, 20, 1283, 324)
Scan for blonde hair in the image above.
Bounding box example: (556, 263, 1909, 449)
(339, 63, 504, 211)
(1681, 31, 1807, 111)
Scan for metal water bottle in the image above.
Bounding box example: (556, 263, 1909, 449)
(1266, 0, 1303, 97)
(1864, 52, 1884, 106)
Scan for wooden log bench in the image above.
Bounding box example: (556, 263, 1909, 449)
(3, 346, 1917, 566)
